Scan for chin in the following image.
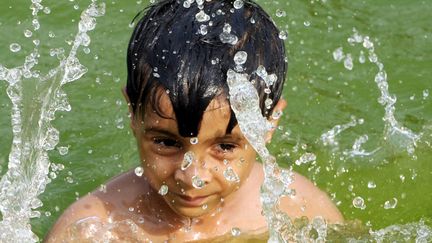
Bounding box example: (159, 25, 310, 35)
(173, 207, 210, 218)
(167, 200, 220, 218)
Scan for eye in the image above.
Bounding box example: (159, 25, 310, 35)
(153, 138, 182, 148)
(216, 143, 237, 153)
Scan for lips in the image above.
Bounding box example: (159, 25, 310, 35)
(174, 193, 212, 207)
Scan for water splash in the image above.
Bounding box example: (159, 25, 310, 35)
(226, 68, 294, 242)
(333, 29, 420, 155)
(320, 116, 361, 148)
(343, 135, 380, 158)
(226, 33, 430, 242)
(0, 2, 105, 242)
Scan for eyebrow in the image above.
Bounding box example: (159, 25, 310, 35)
(144, 127, 180, 138)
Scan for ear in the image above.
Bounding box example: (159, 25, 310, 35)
(265, 98, 287, 143)
(122, 87, 137, 136)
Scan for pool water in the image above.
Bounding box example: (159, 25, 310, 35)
(0, 0, 431, 241)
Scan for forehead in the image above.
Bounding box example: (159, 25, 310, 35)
(143, 91, 240, 138)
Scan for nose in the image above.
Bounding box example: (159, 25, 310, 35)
(174, 151, 213, 189)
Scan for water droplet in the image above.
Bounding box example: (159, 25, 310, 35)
(383, 198, 398, 209)
(134, 166, 144, 177)
(256, 65, 268, 80)
(233, 0, 244, 9)
(190, 137, 199, 145)
(99, 184, 107, 193)
(48, 31, 55, 38)
(265, 98, 273, 109)
(272, 110, 283, 120)
(49, 172, 57, 179)
(267, 74, 277, 86)
(202, 204, 208, 210)
(66, 176, 74, 184)
(138, 217, 145, 224)
(182, 151, 195, 170)
(367, 181, 376, 189)
(33, 39, 40, 46)
(234, 51, 247, 65)
(9, 43, 21, 53)
(295, 153, 316, 165)
(363, 36, 374, 49)
(192, 175, 205, 189)
(128, 207, 134, 212)
(196, 10, 210, 22)
(198, 24, 208, 35)
(344, 54, 354, 70)
(278, 30, 288, 40)
(332, 47, 344, 62)
(183, 1, 191, 8)
(24, 29, 32, 38)
(303, 21, 311, 27)
(43, 6, 51, 14)
(423, 89, 429, 99)
(57, 146, 69, 155)
(159, 185, 168, 195)
(223, 167, 240, 182)
(231, 227, 241, 237)
(30, 211, 41, 219)
(352, 196, 366, 210)
(219, 23, 238, 45)
(275, 9, 286, 18)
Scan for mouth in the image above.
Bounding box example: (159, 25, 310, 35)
(174, 193, 213, 207)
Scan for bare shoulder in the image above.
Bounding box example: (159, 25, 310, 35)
(44, 193, 109, 242)
(45, 172, 144, 243)
(279, 171, 344, 224)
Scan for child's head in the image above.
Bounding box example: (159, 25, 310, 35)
(123, 0, 287, 218)
(125, 0, 287, 137)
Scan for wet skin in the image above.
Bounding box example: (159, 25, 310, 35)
(45, 92, 343, 242)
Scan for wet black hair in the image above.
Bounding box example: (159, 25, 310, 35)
(126, 0, 287, 137)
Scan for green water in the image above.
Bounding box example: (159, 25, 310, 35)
(0, 0, 431, 240)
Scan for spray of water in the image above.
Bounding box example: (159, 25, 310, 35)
(330, 29, 421, 157)
(0, 1, 105, 242)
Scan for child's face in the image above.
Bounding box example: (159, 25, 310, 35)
(131, 91, 257, 218)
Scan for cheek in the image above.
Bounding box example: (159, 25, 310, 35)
(142, 155, 180, 184)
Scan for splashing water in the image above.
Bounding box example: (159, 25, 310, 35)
(333, 29, 421, 156)
(227, 67, 295, 242)
(0, 1, 105, 242)
(343, 134, 380, 158)
(320, 116, 362, 149)
(227, 31, 431, 242)
(0, 0, 430, 242)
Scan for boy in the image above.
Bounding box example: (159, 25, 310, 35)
(46, 0, 342, 241)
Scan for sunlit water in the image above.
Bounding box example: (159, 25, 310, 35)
(0, 0, 431, 242)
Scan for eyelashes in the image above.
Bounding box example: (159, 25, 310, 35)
(151, 137, 238, 154)
(153, 138, 182, 149)
(216, 143, 237, 153)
